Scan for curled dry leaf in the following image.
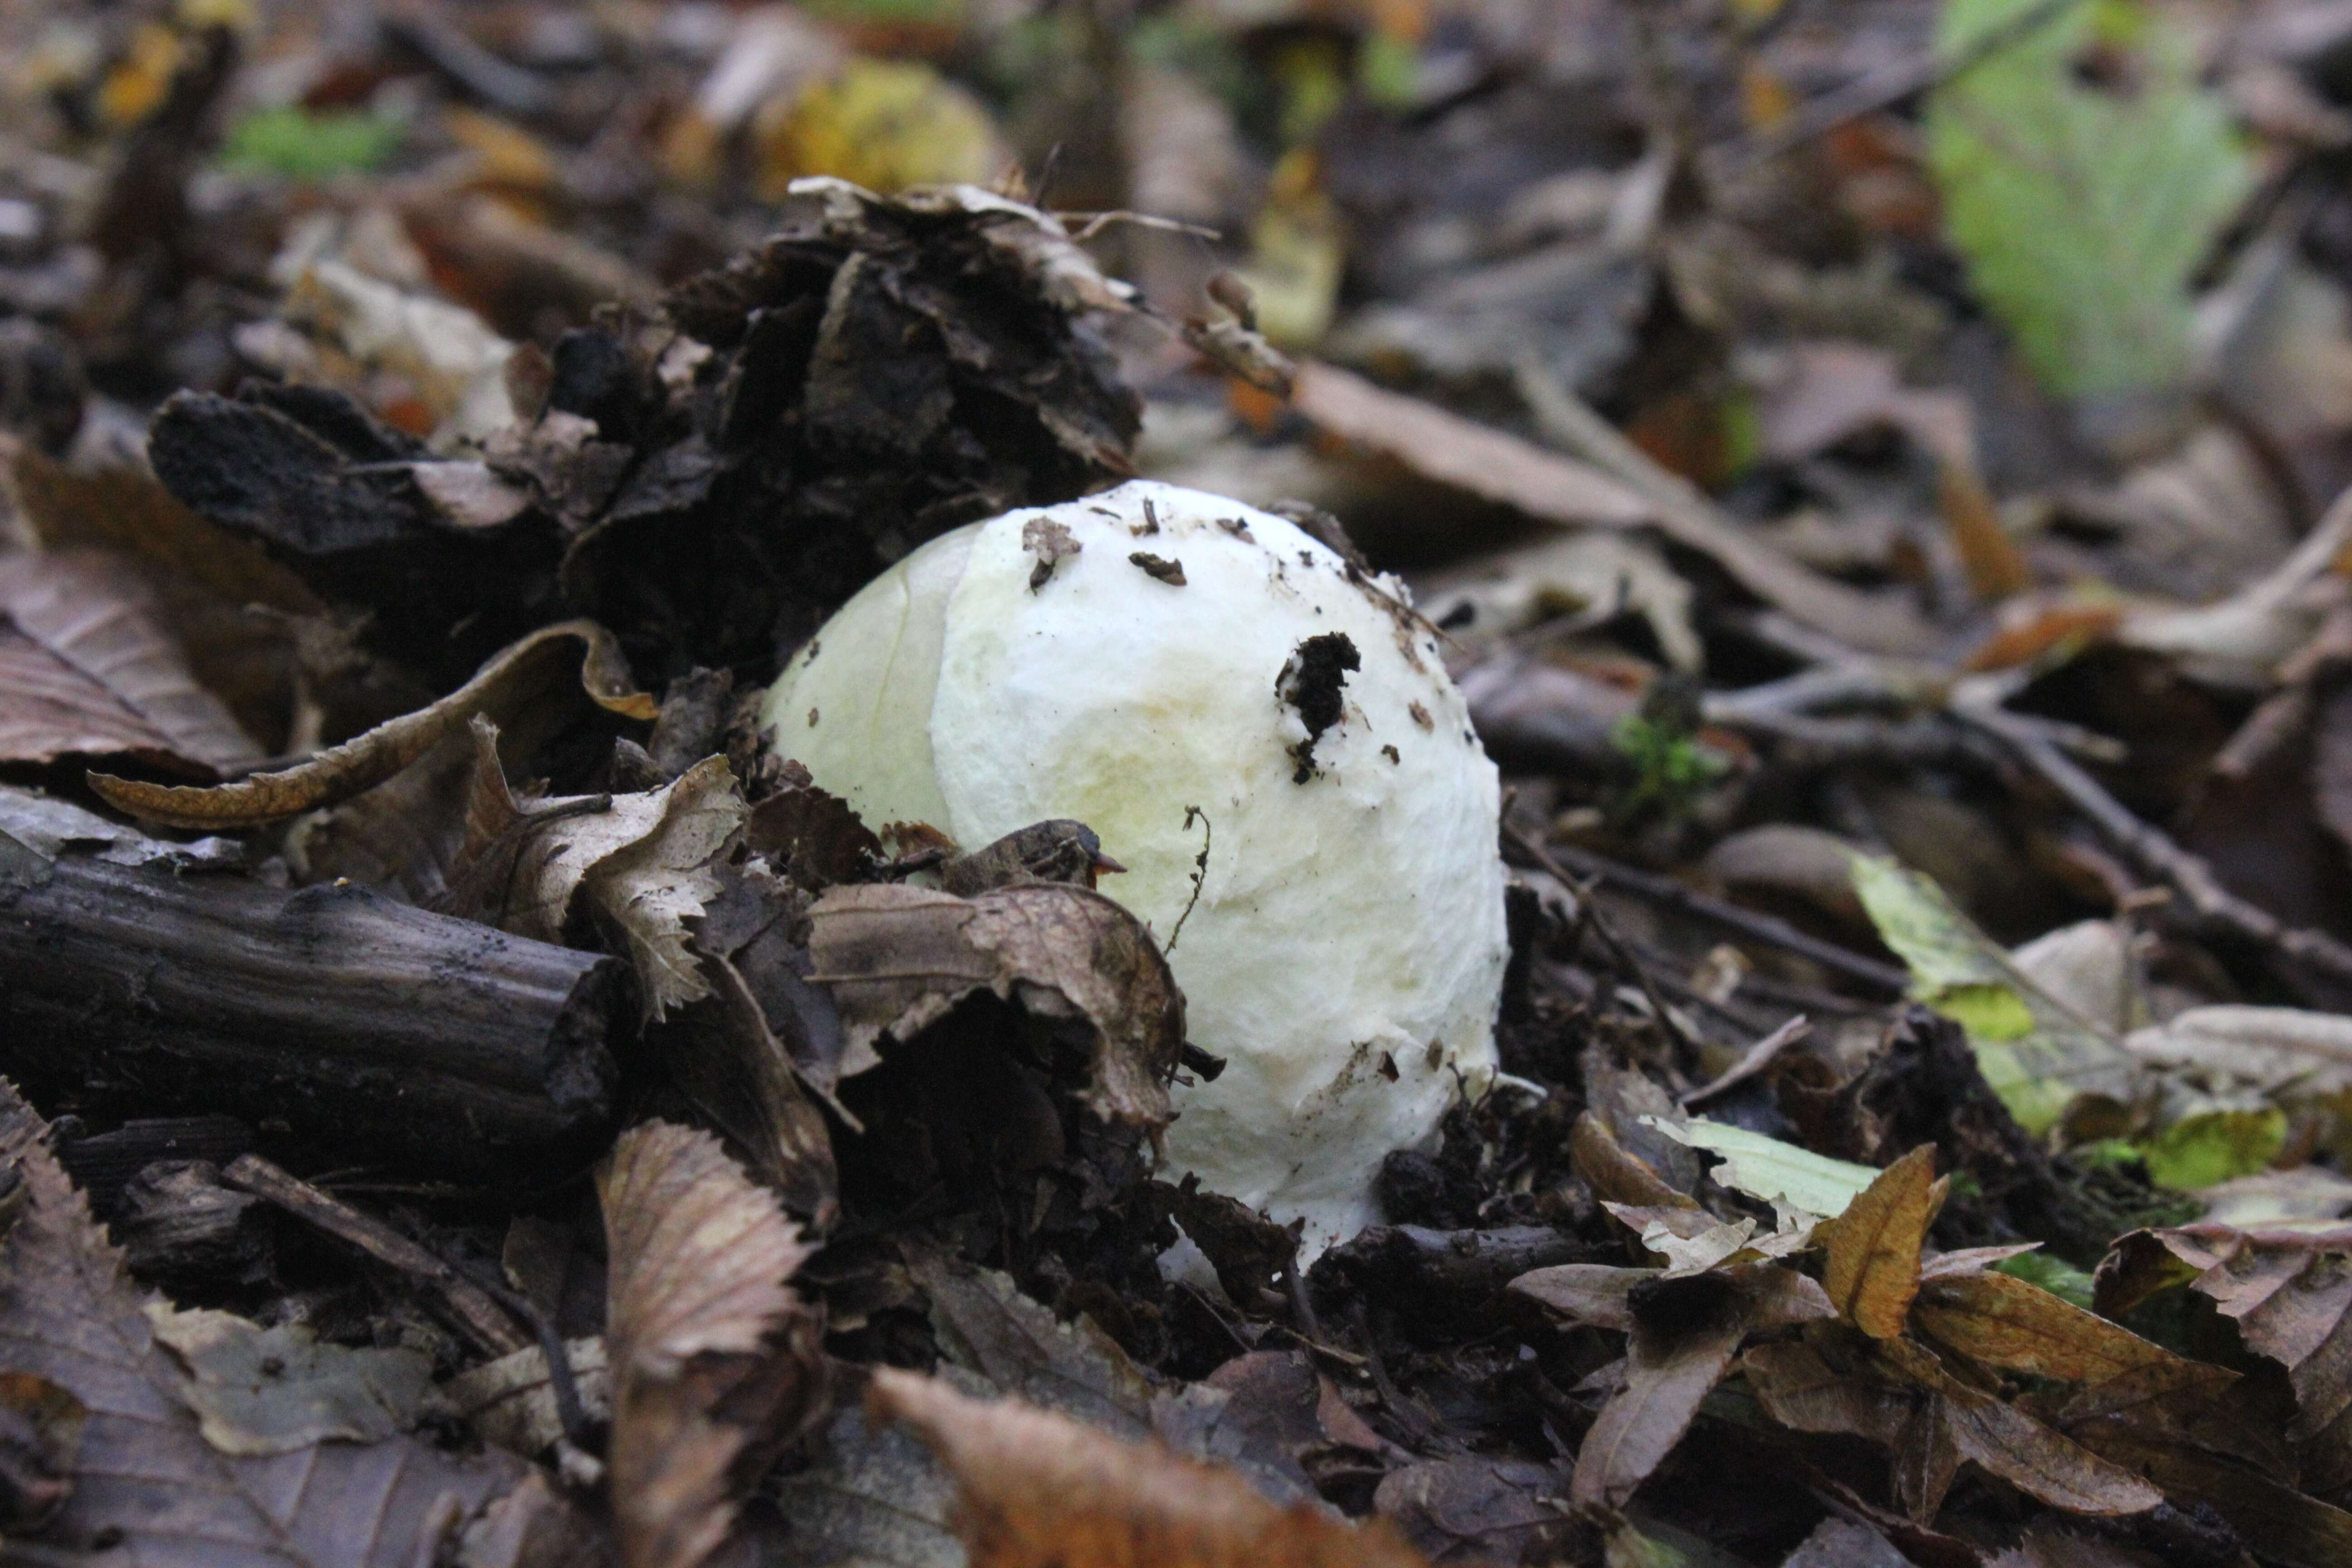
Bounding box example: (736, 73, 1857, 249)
(1818, 1144, 1940, 1340)
(490, 757, 747, 1022)
(807, 881, 1183, 1129)
(867, 1364, 1433, 1568)
(89, 618, 655, 828)
(600, 1120, 826, 1568)
(0, 1074, 526, 1565)
(0, 548, 264, 772)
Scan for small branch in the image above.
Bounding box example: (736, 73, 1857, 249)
(1957, 699, 2352, 990)
(1505, 830, 1911, 995)
(223, 1155, 530, 1356)
(1707, 0, 2077, 176)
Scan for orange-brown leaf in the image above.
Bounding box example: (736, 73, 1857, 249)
(1912, 1270, 2174, 1386)
(1818, 1144, 1936, 1339)
(869, 1365, 1431, 1568)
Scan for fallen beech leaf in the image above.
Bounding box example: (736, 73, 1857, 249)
(1848, 856, 2143, 1135)
(1566, 1263, 1834, 1508)
(807, 881, 1182, 1130)
(600, 1120, 827, 1568)
(868, 1364, 1432, 1568)
(2095, 1221, 2352, 1496)
(0, 549, 264, 771)
(1818, 1145, 1938, 1339)
(0, 1075, 525, 1563)
(89, 618, 654, 828)
(1911, 1270, 2179, 1385)
(147, 1305, 432, 1456)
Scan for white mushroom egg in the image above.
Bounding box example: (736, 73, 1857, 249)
(760, 480, 1508, 1252)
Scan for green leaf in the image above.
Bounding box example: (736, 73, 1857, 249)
(1850, 856, 2143, 1134)
(218, 108, 403, 181)
(2136, 1106, 2287, 1191)
(1925, 0, 2253, 399)
(1644, 1117, 1879, 1219)
(1994, 1250, 2099, 1309)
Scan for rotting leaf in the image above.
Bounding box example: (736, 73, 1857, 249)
(600, 1120, 828, 1568)
(0, 1074, 526, 1565)
(868, 1364, 1435, 1568)
(147, 1306, 432, 1456)
(906, 1243, 1156, 1439)
(89, 618, 655, 828)
(1818, 1145, 1939, 1339)
(806, 881, 1182, 1130)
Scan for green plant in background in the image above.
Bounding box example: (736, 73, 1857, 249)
(1607, 678, 1725, 828)
(1925, 0, 2253, 400)
(218, 107, 403, 181)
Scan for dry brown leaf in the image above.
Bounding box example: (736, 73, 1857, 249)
(807, 881, 1182, 1130)
(8, 446, 321, 751)
(2094, 1222, 2352, 1497)
(1294, 360, 1932, 654)
(600, 1120, 826, 1568)
(1508, 1263, 1648, 1330)
(491, 758, 746, 1021)
(1911, 1271, 2178, 1386)
(906, 1243, 1156, 1438)
(0, 1073, 526, 1564)
(1818, 1144, 1938, 1340)
(89, 618, 654, 828)
(1569, 1111, 1699, 1210)
(1566, 1262, 1834, 1508)
(868, 1364, 1433, 1568)
(1744, 1338, 2164, 1523)
(0, 549, 264, 772)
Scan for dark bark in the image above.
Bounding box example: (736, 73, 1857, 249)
(0, 842, 619, 1181)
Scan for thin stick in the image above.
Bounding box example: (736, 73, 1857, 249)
(1958, 703, 2352, 990)
(1509, 832, 1911, 994)
(223, 1155, 530, 1356)
(1505, 822, 1700, 1057)
(1708, 0, 2076, 175)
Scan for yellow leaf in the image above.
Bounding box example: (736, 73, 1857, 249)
(1818, 1144, 1937, 1338)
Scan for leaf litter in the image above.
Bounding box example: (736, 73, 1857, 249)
(12, 0, 2352, 1561)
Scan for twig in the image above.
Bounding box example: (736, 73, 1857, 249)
(1165, 806, 1211, 954)
(1505, 822, 1700, 1056)
(222, 1155, 530, 1356)
(1506, 829, 1911, 994)
(1956, 700, 2352, 990)
(1707, 0, 2076, 175)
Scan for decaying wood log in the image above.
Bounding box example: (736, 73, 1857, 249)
(0, 835, 619, 1180)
